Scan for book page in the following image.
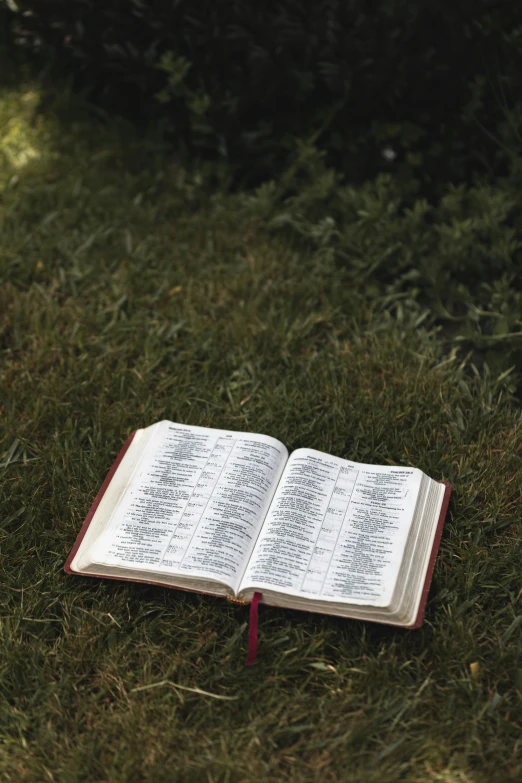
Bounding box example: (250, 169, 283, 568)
(90, 421, 288, 591)
(239, 449, 422, 606)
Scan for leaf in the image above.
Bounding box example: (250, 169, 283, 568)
(469, 661, 480, 680)
(124, 229, 133, 254)
(131, 680, 238, 700)
(501, 615, 522, 644)
(0, 506, 25, 530)
(376, 736, 406, 761)
(487, 692, 503, 713)
(310, 662, 335, 672)
(0, 438, 20, 468)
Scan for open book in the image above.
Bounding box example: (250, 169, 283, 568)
(66, 421, 451, 628)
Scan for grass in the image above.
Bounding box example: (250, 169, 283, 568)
(1, 77, 522, 783)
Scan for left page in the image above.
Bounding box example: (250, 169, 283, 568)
(89, 421, 288, 593)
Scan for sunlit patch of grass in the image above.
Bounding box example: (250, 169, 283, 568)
(0, 88, 47, 175)
(0, 90, 41, 166)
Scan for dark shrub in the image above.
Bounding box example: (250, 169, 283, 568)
(3, 1, 522, 187)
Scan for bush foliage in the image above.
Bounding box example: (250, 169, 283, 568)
(239, 142, 522, 387)
(3, 0, 522, 187)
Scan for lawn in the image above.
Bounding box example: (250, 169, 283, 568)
(1, 77, 521, 783)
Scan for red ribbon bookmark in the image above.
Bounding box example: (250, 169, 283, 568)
(246, 592, 262, 666)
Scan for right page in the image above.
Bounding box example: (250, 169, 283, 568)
(238, 449, 422, 607)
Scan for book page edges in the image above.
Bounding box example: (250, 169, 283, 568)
(64, 431, 137, 575)
(408, 481, 452, 629)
